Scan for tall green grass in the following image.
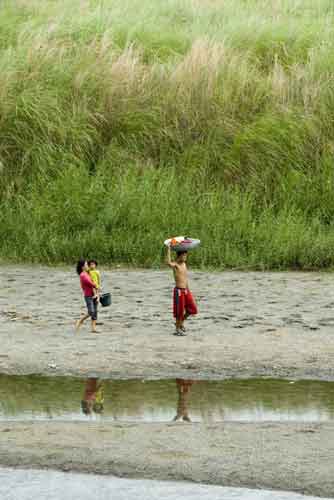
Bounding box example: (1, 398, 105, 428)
(1, 0, 334, 268)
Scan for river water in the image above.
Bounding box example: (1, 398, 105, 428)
(1, 375, 334, 423)
(0, 468, 330, 500)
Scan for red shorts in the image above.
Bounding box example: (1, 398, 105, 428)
(173, 287, 198, 321)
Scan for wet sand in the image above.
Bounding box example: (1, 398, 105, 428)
(1, 468, 332, 500)
(0, 266, 334, 380)
(0, 422, 333, 497)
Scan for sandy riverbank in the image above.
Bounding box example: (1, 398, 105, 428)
(1, 266, 334, 496)
(0, 421, 332, 497)
(0, 266, 334, 380)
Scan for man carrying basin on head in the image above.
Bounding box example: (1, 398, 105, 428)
(166, 244, 198, 336)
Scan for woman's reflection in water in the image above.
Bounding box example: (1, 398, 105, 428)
(173, 379, 194, 422)
(81, 378, 104, 415)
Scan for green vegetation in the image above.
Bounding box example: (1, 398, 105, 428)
(1, 0, 334, 268)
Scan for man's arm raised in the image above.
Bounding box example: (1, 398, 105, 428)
(166, 245, 177, 268)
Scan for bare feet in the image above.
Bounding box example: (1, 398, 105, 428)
(75, 314, 89, 332)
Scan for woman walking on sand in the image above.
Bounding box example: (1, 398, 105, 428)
(75, 260, 99, 333)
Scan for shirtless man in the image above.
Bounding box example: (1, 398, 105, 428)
(166, 246, 198, 336)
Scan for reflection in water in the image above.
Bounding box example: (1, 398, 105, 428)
(1, 375, 334, 423)
(173, 379, 194, 422)
(81, 379, 104, 415)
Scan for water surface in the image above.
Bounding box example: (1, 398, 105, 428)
(1, 375, 334, 422)
(0, 468, 330, 500)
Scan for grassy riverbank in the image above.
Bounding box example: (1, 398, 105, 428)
(1, 0, 334, 268)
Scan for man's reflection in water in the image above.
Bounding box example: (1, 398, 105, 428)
(173, 379, 194, 422)
(81, 378, 104, 415)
